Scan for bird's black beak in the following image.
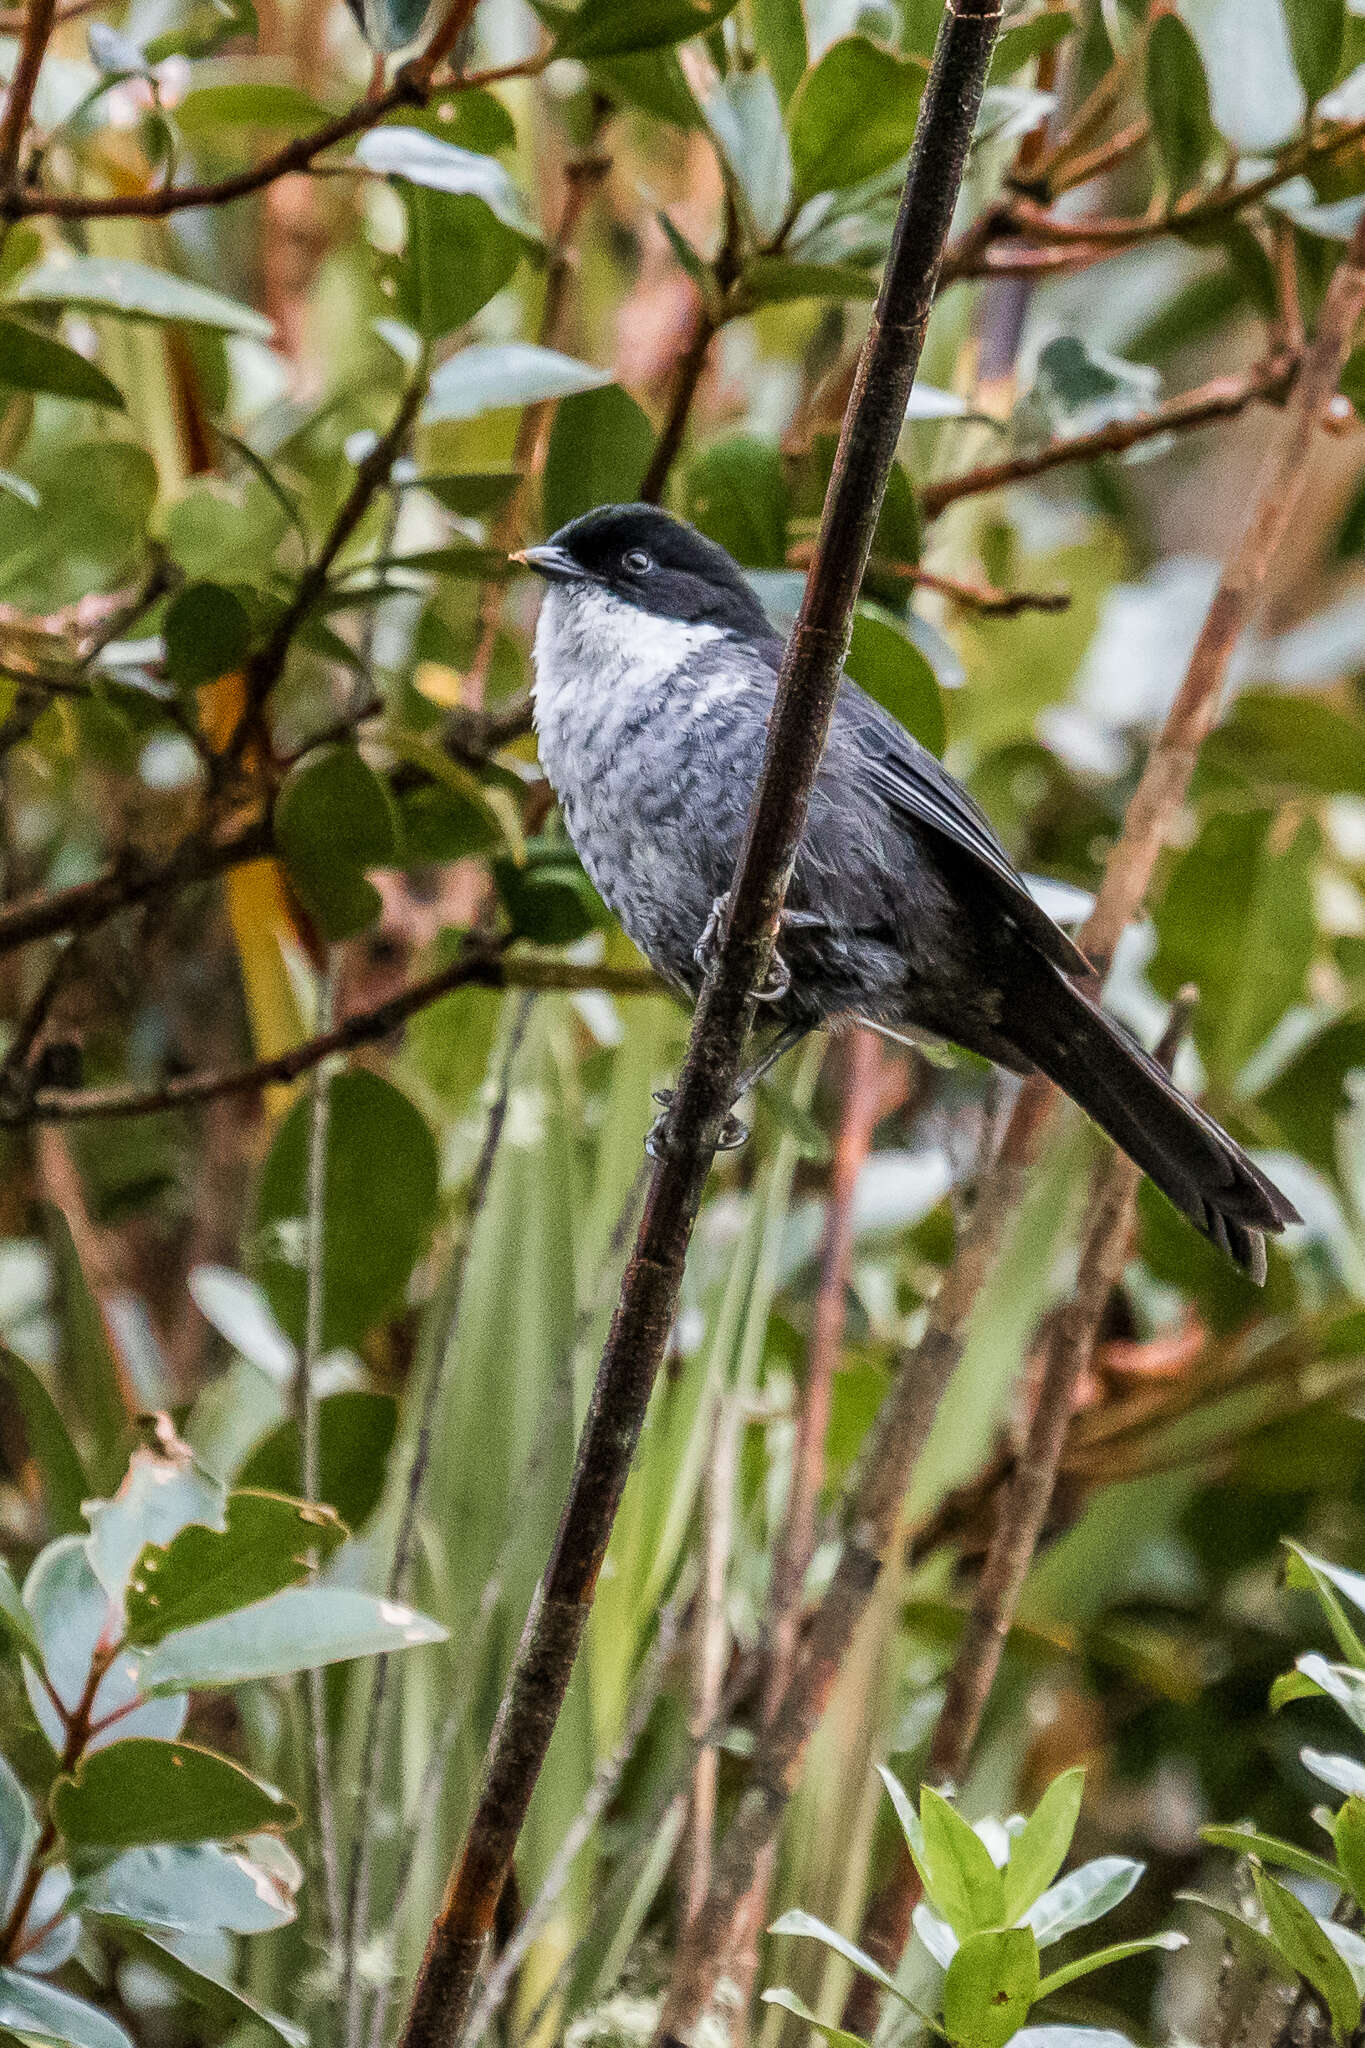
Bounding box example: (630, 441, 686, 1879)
(510, 542, 582, 583)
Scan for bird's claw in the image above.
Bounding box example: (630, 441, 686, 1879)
(693, 891, 791, 1006)
(646, 1088, 749, 1160)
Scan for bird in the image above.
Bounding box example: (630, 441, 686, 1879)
(515, 502, 1299, 1281)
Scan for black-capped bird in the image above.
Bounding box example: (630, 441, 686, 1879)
(516, 503, 1298, 1281)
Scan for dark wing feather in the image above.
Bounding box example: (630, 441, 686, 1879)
(831, 674, 1095, 978)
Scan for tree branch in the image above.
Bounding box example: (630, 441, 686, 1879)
(919, 351, 1300, 519)
(1, 948, 661, 1123)
(0, 0, 508, 219)
(655, 201, 1365, 2048)
(395, 9, 1006, 2047)
(0, 0, 59, 187)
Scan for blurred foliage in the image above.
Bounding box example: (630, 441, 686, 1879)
(1, 1, 1365, 2047)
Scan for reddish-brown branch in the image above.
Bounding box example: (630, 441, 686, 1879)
(0, 0, 518, 221)
(0, 0, 60, 186)
(397, 10, 1005, 2045)
(920, 351, 1300, 519)
(659, 204, 1365, 2048)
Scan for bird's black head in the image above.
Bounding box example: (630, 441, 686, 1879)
(516, 504, 773, 639)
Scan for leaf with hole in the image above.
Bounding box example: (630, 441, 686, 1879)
(943, 1926, 1039, 2048)
(124, 1489, 347, 1645)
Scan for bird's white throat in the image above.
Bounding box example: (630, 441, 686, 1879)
(531, 582, 728, 731)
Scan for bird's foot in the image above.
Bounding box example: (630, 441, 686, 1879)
(692, 891, 791, 1005)
(646, 1088, 749, 1161)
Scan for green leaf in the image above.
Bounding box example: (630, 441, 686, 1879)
(845, 608, 944, 757)
(85, 1429, 226, 1602)
(22, 1536, 186, 1755)
(770, 1907, 922, 2009)
(543, 384, 655, 532)
(494, 847, 608, 945)
(1285, 1546, 1365, 1666)
(355, 126, 536, 234)
(1182, 0, 1306, 152)
(991, 7, 1074, 78)
(1199, 1824, 1343, 1889)
(1335, 1799, 1365, 1909)
(700, 70, 792, 243)
(1151, 809, 1317, 1080)
(1304, 1751, 1365, 1801)
(788, 38, 926, 200)
(416, 470, 520, 518)
(684, 435, 789, 567)
(253, 1069, 439, 1349)
(920, 1790, 1006, 1938)
(162, 581, 250, 688)
(53, 1740, 298, 1848)
(752, 0, 806, 102)
(8, 256, 272, 336)
(1024, 1859, 1143, 1946)
(124, 1489, 347, 1646)
(0, 1967, 134, 2048)
(1144, 14, 1215, 196)
(760, 1988, 869, 2048)
(237, 1390, 397, 1527)
(81, 1840, 298, 1934)
(422, 343, 612, 424)
(944, 1927, 1040, 2048)
(0, 1754, 38, 1924)
(877, 1763, 928, 1863)
(1, 1348, 88, 1541)
(136, 1585, 447, 1693)
(1258, 1011, 1365, 1182)
(0, 440, 157, 613)
(1255, 1866, 1361, 2036)
(1284, 0, 1344, 101)
(1035, 1931, 1187, 2001)
(121, 1930, 305, 2048)
(174, 73, 334, 134)
(274, 742, 400, 940)
(0, 319, 124, 407)
(742, 258, 878, 304)
(1002, 1770, 1085, 1923)
(552, 0, 740, 61)
(398, 187, 526, 343)
(0, 1556, 42, 1662)
(1177, 1890, 1288, 1973)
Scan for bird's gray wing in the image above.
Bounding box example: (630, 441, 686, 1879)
(828, 673, 1094, 978)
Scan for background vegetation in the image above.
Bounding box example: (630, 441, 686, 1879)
(3, 3, 1365, 2048)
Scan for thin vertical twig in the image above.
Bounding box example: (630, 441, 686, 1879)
(397, 6, 1005, 2039)
(0, 0, 58, 187)
(300, 956, 343, 1954)
(342, 993, 536, 2048)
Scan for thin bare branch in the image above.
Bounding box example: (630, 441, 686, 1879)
(0, 0, 60, 187)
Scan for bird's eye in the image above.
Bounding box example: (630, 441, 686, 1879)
(624, 548, 653, 574)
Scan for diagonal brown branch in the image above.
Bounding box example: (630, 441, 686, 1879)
(657, 205, 1365, 2048)
(395, 8, 1007, 2046)
(919, 351, 1300, 519)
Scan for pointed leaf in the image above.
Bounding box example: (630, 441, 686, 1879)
(878, 1763, 927, 1862)
(943, 1926, 1039, 2048)
(0, 320, 124, 407)
(1286, 1547, 1365, 1663)
(1256, 1867, 1361, 2035)
(1144, 15, 1214, 196)
(422, 344, 611, 424)
(1335, 1800, 1365, 1910)
(9, 257, 272, 336)
(770, 1907, 918, 2007)
(0, 1347, 89, 1535)
(1177, 1891, 1287, 1973)
(53, 1740, 298, 1848)
(0, 1754, 37, 1923)
(1291, 1656, 1365, 1733)
(0, 1556, 41, 1663)
(761, 1988, 873, 2048)
(1003, 1770, 1085, 1922)
(1200, 1824, 1343, 1889)
(1024, 1859, 1142, 1947)
(920, 1789, 1006, 1937)
(1036, 1933, 1187, 2000)
(121, 1930, 305, 2048)
(137, 1585, 446, 1693)
(0, 1967, 134, 2048)
(1283, 0, 1344, 102)
(81, 1841, 297, 1934)
(1305, 1751, 1365, 1800)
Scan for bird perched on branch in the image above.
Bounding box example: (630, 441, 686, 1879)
(516, 503, 1298, 1281)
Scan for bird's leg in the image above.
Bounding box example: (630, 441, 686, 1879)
(693, 893, 821, 1005)
(646, 1023, 810, 1160)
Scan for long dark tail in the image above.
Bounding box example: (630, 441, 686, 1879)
(1009, 970, 1300, 1283)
